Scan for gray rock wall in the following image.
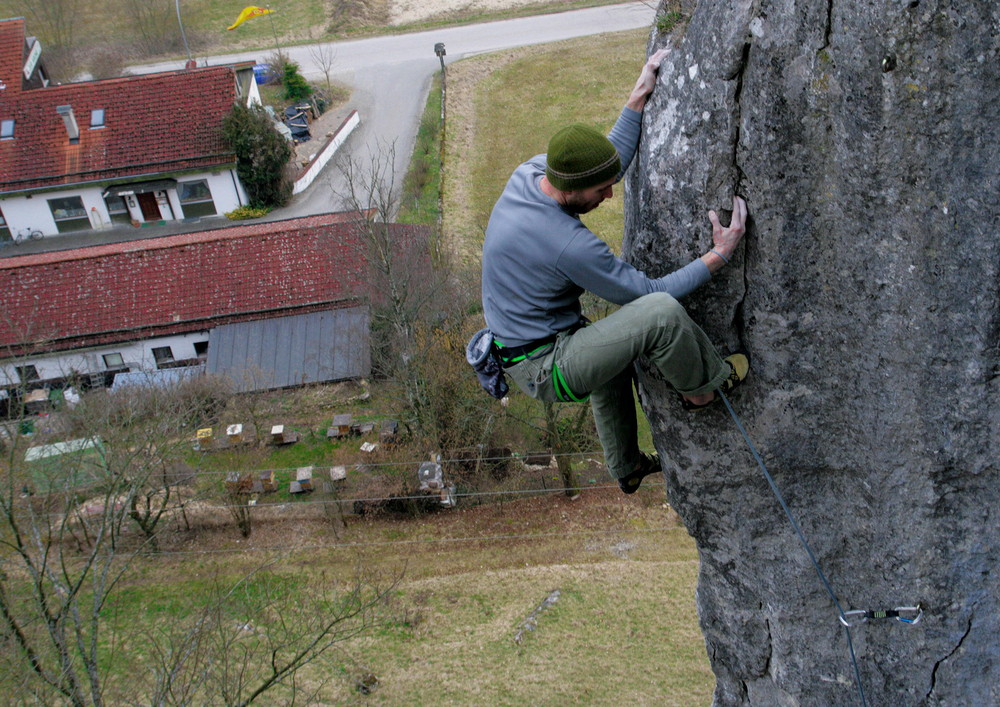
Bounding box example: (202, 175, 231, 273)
(625, 1, 1000, 704)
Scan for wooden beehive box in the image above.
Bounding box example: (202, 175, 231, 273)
(226, 424, 244, 445)
(259, 470, 277, 493)
(351, 421, 376, 436)
(380, 420, 399, 444)
(225, 471, 252, 494)
(194, 427, 214, 451)
(269, 424, 299, 445)
(328, 414, 353, 438)
(296, 466, 314, 492)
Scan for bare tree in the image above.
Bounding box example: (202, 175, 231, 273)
(224, 484, 255, 538)
(0, 420, 138, 705)
(335, 145, 445, 428)
(149, 565, 397, 705)
(307, 42, 338, 94)
(542, 402, 592, 497)
(335, 144, 515, 454)
(71, 374, 231, 551)
(120, 0, 181, 57)
(0, 372, 396, 704)
(17, 0, 81, 80)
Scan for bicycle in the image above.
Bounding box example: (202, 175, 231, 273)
(16, 227, 43, 242)
(1, 228, 43, 249)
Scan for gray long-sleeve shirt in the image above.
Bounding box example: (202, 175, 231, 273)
(481, 107, 710, 348)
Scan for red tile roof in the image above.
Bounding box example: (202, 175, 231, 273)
(0, 213, 431, 354)
(0, 18, 250, 194)
(0, 18, 26, 96)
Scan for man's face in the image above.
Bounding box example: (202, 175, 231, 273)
(563, 177, 616, 214)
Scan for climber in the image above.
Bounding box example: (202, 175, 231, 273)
(480, 47, 749, 494)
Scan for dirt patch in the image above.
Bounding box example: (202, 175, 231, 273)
(390, 0, 583, 26)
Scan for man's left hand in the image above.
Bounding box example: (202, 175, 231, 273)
(627, 48, 670, 112)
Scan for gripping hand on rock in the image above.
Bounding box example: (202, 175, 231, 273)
(627, 48, 670, 112)
(702, 195, 748, 273)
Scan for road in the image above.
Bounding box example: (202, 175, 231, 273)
(136, 2, 657, 216)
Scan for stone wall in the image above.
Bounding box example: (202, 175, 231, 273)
(625, 1, 1000, 703)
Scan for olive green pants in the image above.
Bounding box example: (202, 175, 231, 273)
(504, 292, 729, 480)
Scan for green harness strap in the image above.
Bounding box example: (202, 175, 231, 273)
(553, 363, 589, 403)
(496, 340, 589, 403)
(496, 342, 552, 366)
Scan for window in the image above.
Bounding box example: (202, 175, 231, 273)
(152, 346, 174, 367)
(48, 195, 92, 233)
(103, 353, 125, 369)
(1, 119, 13, 139)
(90, 108, 105, 128)
(194, 341, 209, 358)
(15, 365, 38, 383)
(178, 180, 216, 218)
(0, 206, 10, 242)
(104, 194, 131, 225)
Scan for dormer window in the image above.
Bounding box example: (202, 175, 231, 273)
(0, 119, 13, 139)
(90, 109, 105, 128)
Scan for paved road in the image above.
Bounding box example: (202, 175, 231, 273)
(138, 2, 656, 217)
(145, 0, 656, 219)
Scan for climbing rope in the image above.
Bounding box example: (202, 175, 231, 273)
(719, 390, 869, 707)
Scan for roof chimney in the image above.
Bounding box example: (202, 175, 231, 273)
(55, 105, 80, 143)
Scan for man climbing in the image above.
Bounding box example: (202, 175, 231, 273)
(480, 48, 749, 494)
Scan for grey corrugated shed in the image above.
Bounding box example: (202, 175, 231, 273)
(110, 367, 199, 392)
(206, 306, 370, 392)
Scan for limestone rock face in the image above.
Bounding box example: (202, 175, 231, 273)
(625, 1, 1000, 704)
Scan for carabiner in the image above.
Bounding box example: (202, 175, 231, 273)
(839, 610, 869, 627)
(893, 606, 923, 624)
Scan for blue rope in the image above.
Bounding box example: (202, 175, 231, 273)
(719, 390, 867, 707)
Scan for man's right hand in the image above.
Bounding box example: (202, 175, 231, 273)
(703, 196, 748, 273)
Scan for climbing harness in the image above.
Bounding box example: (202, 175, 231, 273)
(719, 391, 921, 707)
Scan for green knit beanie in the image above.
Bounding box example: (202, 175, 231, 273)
(545, 123, 621, 191)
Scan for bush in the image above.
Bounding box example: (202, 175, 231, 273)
(282, 61, 313, 102)
(225, 205, 271, 220)
(222, 103, 294, 209)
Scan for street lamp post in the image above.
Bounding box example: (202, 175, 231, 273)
(434, 43, 447, 230)
(175, 0, 193, 67)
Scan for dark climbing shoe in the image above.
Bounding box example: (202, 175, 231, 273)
(618, 453, 660, 494)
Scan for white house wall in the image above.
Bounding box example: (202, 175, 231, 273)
(247, 76, 261, 106)
(0, 169, 245, 238)
(202, 170, 246, 214)
(0, 331, 210, 387)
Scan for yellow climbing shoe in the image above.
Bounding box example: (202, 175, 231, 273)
(719, 352, 750, 395)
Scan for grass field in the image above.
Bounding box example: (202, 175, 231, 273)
(442, 29, 652, 263)
(104, 485, 711, 705)
(0, 0, 635, 68)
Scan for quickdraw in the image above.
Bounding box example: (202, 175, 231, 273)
(840, 606, 923, 627)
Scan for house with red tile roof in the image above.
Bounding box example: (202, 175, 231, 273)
(0, 17, 259, 242)
(0, 211, 432, 408)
